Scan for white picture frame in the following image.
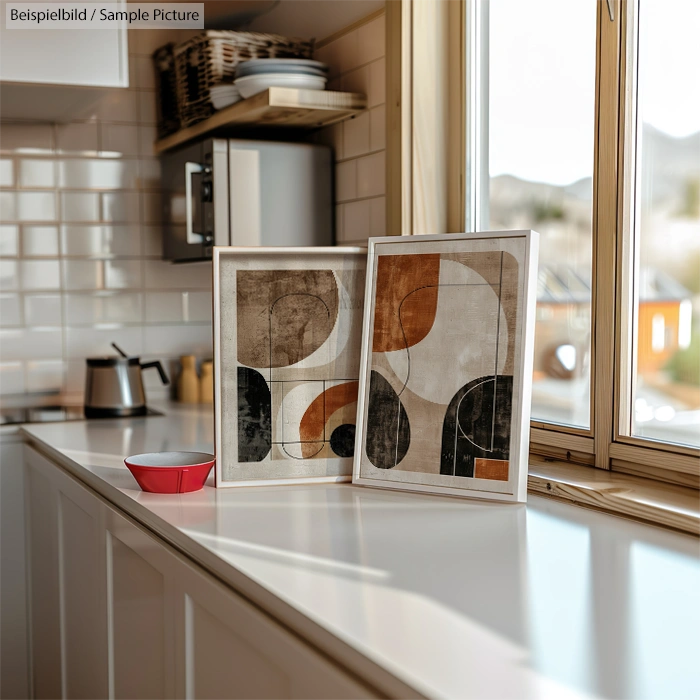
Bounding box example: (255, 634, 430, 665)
(213, 246, 367, 488)
(352, 231, 539, 502)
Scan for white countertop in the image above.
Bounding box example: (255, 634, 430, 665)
(19, 403, 700, 700)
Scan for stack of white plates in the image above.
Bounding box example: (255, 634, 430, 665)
(234, 59, 329, 99)
(209, 84, 242, 110)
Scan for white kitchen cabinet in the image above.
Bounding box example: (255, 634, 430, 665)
(22, 445, 376, 699)
(0, 432, 29, 700)
(0, 1, 128, 88)
(24, 449, 62, 699)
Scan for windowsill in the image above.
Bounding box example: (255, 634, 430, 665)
(528, 457, 700, 536)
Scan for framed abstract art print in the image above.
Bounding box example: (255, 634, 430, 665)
(353, 231, 539, 502)
(213, 247, 366, 487)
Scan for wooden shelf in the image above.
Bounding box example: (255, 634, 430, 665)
(154, 88, 367, 154)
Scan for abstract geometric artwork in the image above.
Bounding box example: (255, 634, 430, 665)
(353, 232, 539, 502)
(214, 247, 366, 487)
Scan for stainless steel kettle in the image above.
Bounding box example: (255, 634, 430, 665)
(84, 343, 169, 418)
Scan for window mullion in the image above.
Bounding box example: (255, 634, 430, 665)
(591, 0, 623, 469)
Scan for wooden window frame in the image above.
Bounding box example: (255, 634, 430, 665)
(384, 0, 699, 496)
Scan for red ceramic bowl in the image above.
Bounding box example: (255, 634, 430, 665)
(124, 451, 215, 493)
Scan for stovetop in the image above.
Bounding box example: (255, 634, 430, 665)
(0, 405, 163, 426)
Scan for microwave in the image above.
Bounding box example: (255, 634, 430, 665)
(161, 138, 333, 262)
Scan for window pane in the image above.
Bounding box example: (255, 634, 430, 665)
(486, 0, 596, 429)
(631, 0, 700, 448)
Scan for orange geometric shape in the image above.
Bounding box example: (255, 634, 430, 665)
(299, 381, 359, 458)
(474, 458, 509, 481)
(372, 254, 441, 352)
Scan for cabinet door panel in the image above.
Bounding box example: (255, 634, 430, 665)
(180, 566, 375, 699)
(187, 596, 288, 699)
(58, 490, 107, 699)
(109, 532, 167, 699)
(0, 437, 29, 700)
(25, 461, 62, 699)
(0, 0, 128, 87)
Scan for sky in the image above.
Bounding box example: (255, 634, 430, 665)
(488, 0, 700, 186)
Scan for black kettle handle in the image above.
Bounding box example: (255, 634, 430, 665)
(140, 360, 170, 385)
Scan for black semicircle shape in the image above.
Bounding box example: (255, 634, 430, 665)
(237, 367, 271, 462)
(365, 370, 410, 469)
(440, 374, 513, 477)
(330, 424, 356, 458)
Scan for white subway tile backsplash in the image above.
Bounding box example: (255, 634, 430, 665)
(24, 294, 62, 326)
(0, 260, 18, 290)
(0, 293, 21, 326)
(100, 124, 140, 157)
(368, 58, 386, 108)
(342, 65, 370, 96)
(358, 14, 385, 65)
(96, 91, 139, 124)
(0, 123, 53, 154)
(20, 260, 61, 291)
(142, 225, 162, 256)
(357, 152, 386, 198)
(61, 225, 141, 258)
(145, 291, 212, 323)
(0, 328, 63, 360)
(335, 205, 344, 242)
(134, 55, 156, 89)
(64, 359, 86, 394)
(138, 91, 158, 125)
(22, 226, 59, 257)
(138, 159, 161, 189)
(64, 292, 143, 325)
(370, 196, 386, 237)
(61, 192, 100, 222)
(0, 362, 25, 395)
(0, 159, 14, 187)
(17, 192, 56, 221)
(65, 326, 143, 359)
(335, 160, 357, 202)
(0, 192, 16, 221)
(19, 160, 56, 188)
(56, 123, 99, 154)
(0, 225, 19, 256)
(370, 105, 386, 151)
(143, 324, 212, 356)
(343, 112, 371, 159)
(138, 126, 158, 157)
(59, 159, 138, 190)
(343, 199, 371, 242)
(62, 260, 104, 290)
(335, 30, 361, 74)
(101, 192, 140, 223)
(141, 192, 162, 223)
(105, 260, 142, 289)
(144, 260, 211, 289)
(26, 360, 65, 393)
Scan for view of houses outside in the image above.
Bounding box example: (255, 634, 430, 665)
(487, 0, 699, 447)
(488, 0, 595, 429)
(633, 0, 700, 447)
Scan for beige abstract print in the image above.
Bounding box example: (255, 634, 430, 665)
(361, 244, 524, 486)
(220, 253, 366, 482)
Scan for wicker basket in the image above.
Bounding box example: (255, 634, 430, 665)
(152, 43, 180, 138)
(173, 31, 314, 128)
